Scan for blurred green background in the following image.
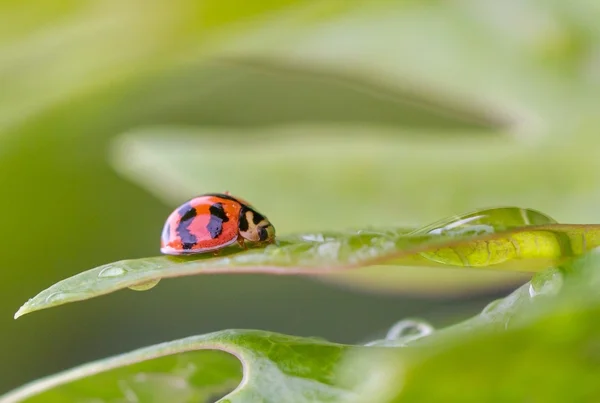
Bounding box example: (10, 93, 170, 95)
(2, 0, 600, 394)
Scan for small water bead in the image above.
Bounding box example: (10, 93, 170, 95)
(363, 339, 400, 347)
(128, 279, 160, 291)
(386, 319, 434, 340)
(44, 292, 69, 303)
(316, 241, 342, 260)
(301, 234, 326, 242)
(481, 298, 504, 315)
(412, 208, 557, 237)
(527, 284, 536, 298)
(300, 233, 338, 243)
(98, 265, 127, 278)
(426, 219, 496, 238)
(365, 319, 434, 347)
(529, 267, 563, 298)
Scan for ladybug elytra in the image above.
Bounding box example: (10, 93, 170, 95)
(160, 192, 276, 255)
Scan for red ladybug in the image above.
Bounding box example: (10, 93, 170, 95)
(160, 192, 276, 255)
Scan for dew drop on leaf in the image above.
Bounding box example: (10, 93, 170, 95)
(128, 279, 160, 291)
(386, 319, 434, 340)
(481, 298, 505, 316)
(98, 265, 127, 278)
(365, 319, 434, 347)
(528, 268, 563, 298)
(411, 207, 557, 237)
(44, 292, 69, 303)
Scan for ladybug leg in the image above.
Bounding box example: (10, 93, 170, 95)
(212, 249, 222, 257)
(237, 236, 247, 250)
(224, 190, 231, 195)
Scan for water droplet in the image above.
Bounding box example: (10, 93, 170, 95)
(45, 292, 68, 303)
(316, 241, 341, 259)
(482, 298, 504, 315)
(411, 212, 494, 237)
(411, 208, 557, 237)
(365, 319, 434, 347)
(363, 340, 380, 346)
(386, 319, 434, 341)
(302, 234, 325, 242)
(527, 284, 536, 298)
(98, 266, 126, 278)
(529, 268, 563, 298)
(128, 279, 160, 291)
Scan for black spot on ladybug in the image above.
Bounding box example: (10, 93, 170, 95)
(178, 203, 197, 222)
(252, 209, 266, 225)
(258, 227, 268, 241)
(207, 202, 229, 239)
(238, 205, 250, 232)
(209, 202, 229, 222)
(177, 203, 197, 249)
(206, 220, 222, 239)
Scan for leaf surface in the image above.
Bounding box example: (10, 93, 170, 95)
(0, 330, 356, 403)
(344, 250, 600, 402)
(15, 206, 600, 318)
(7, 250, 600, 403)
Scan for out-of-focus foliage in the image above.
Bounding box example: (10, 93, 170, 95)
(2, 0, 600, 397)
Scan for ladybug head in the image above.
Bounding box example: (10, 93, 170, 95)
(238, 205, 276, 243)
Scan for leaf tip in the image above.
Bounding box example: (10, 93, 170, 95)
(14, 306, 26, 320)
(14, 299, 33, 319)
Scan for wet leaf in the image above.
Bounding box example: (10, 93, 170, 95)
(0, 330, 358, 403)
(346, 306, 600, 402)
(14, 207, 600, 319)
(345, 251, 600, 402)
(6, 252, 600, 403)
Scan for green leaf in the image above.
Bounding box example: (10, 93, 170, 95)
(343, 251, 600, 402)
(14, 206, 600, 319)
(6, 251, 600, 402)
(348, 305, 600, 402)
(0, 330, 356, 403)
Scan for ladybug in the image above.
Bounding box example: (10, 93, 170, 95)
(160, 192, 276, 255)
